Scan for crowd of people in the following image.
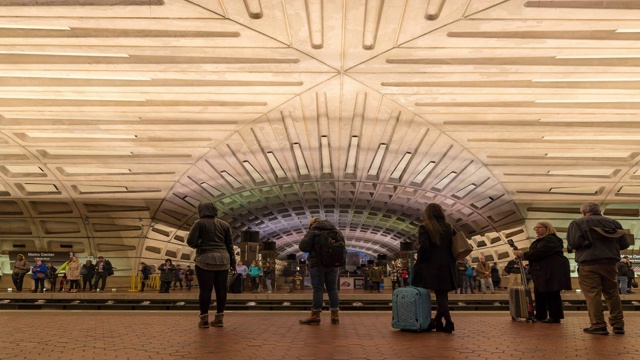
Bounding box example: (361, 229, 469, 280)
(4, 201, 635, 337)
(9, 254, 115, 293)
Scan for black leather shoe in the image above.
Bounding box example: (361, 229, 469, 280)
(541, 318, 560, 323)
(434, 319, 444, 332)
(426, 318, 437, 332)
(583, 326, 609, 335)
(613, 327, 625, 335)
(442, 321, 455, 333)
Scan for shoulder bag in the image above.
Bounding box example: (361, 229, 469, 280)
(450, 225, 473, 261)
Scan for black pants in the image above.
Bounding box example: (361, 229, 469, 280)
(196, 266, 229, 315)
(534, 288, 564, 321)
(12, 272, 27, 291)
(49, 276, 57, 291)
(434, 289, 452, 322)
(82, 278, 93, 291)
(94, 272, 108, 290)
(172, 279, 183, 289)
(69, 279, 80, 290)
(160, 281, 172, 293)
(140, 276, 149, 291)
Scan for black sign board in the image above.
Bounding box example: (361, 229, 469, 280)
(8, 251, 75, 265)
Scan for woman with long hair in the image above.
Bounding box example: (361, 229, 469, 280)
(412, 203, 458, 333)
(66, 256, 81, 293)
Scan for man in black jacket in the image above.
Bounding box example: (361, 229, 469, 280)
(567, 202, 629, 335)
(505, 258, 523, 288)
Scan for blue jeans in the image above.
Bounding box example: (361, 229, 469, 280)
(464, 275, 475, 294)
(309, 266, 339, 311)
(618, 276, 628, 294)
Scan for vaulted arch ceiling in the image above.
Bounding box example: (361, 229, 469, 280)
(1, 0, 640, 273)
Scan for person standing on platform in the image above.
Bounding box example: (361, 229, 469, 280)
(368, 262, 384, 293)
(263, 261, 275, 294)
(184, 265, 194, 291)
(617, 258, 629, 294)
(455, 259, 466, 294)
(567, 202, 629, 335)
(31, 259, 48, 293)
(158, 259, 175, 294)
(248, 260, 263, 293)
(298, 217, 346, 325)
(93, 256, 113, 292)
(491, 263, 501, 289)
(476, 257, 495, 294)
(81, 260, 95, 292)
(66, 256, 81, 293)
(11, 254, 30, 292)
(389, 260, 402, 291)
(139, 262, 152, 292)
(186, 202, 236, 328)
(412, 203, 458, 333)
(464, 259, 475, 294)
(236, 261, 248, 292)
(47, 262, 58, 292)
(505, 257, 523, 288)
(172, 264, 183, 290)
(514, 221, 571, 323)
(624, 256, 636, 294)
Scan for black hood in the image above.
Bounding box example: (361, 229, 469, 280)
(198, 202, 218, 218)
(310, 219, 337, 231)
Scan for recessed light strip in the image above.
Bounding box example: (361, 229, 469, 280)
(0, 51, 129, 57)
(0, 25, 71, 30)
(390, 152, 412, 180)
(345, 136, 359, 174)
(368, 144, 387, 176)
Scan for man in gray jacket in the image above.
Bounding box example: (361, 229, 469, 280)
(567, 202, 629, 335)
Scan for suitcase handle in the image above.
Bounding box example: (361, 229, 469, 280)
(408, 250, 417, 286)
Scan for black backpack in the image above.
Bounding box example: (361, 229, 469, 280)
(316, 230, 346, 268)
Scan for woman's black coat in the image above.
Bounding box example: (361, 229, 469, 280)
(412, 221, 458, 292)
(522, 233, 572, 292)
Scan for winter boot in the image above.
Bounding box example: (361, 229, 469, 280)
(330, 310, 340, 324)
(299, 310, 321, 325)
(198, 314, 210, 328)
(210, 313, 224, 327)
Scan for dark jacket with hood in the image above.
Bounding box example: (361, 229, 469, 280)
(187, 202, 236, 267)
(299, 219, 345, 268)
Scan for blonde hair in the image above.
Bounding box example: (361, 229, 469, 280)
(535, 221, 556, 236)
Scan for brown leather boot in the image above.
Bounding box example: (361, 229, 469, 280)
(210, 313, 224, 327)
(299, 310, 321, 325)
(198, 314, 210, 328)
(330, 310, 339, 324)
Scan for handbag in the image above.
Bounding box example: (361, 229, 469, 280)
(633, 280, 638, 289)
(36, 273, 45, 279)
(451, 225, 473, 261)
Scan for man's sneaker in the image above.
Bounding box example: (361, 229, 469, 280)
(613, 327, 625, 335)
(583, 326, 609, 335)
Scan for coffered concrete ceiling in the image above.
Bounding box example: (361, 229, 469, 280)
(1, 0, 640, 272)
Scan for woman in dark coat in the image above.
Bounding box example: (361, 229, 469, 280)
(413, 203, 458, 333)
(515, 221, 571, 323)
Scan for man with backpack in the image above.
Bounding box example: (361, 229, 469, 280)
(298, 217, 346, 325)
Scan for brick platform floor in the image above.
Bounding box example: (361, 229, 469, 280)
(1, 310, 638, 360)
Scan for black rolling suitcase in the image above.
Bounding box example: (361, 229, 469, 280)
(228, 273, 244, 293)
(507, 241, 535, 322)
